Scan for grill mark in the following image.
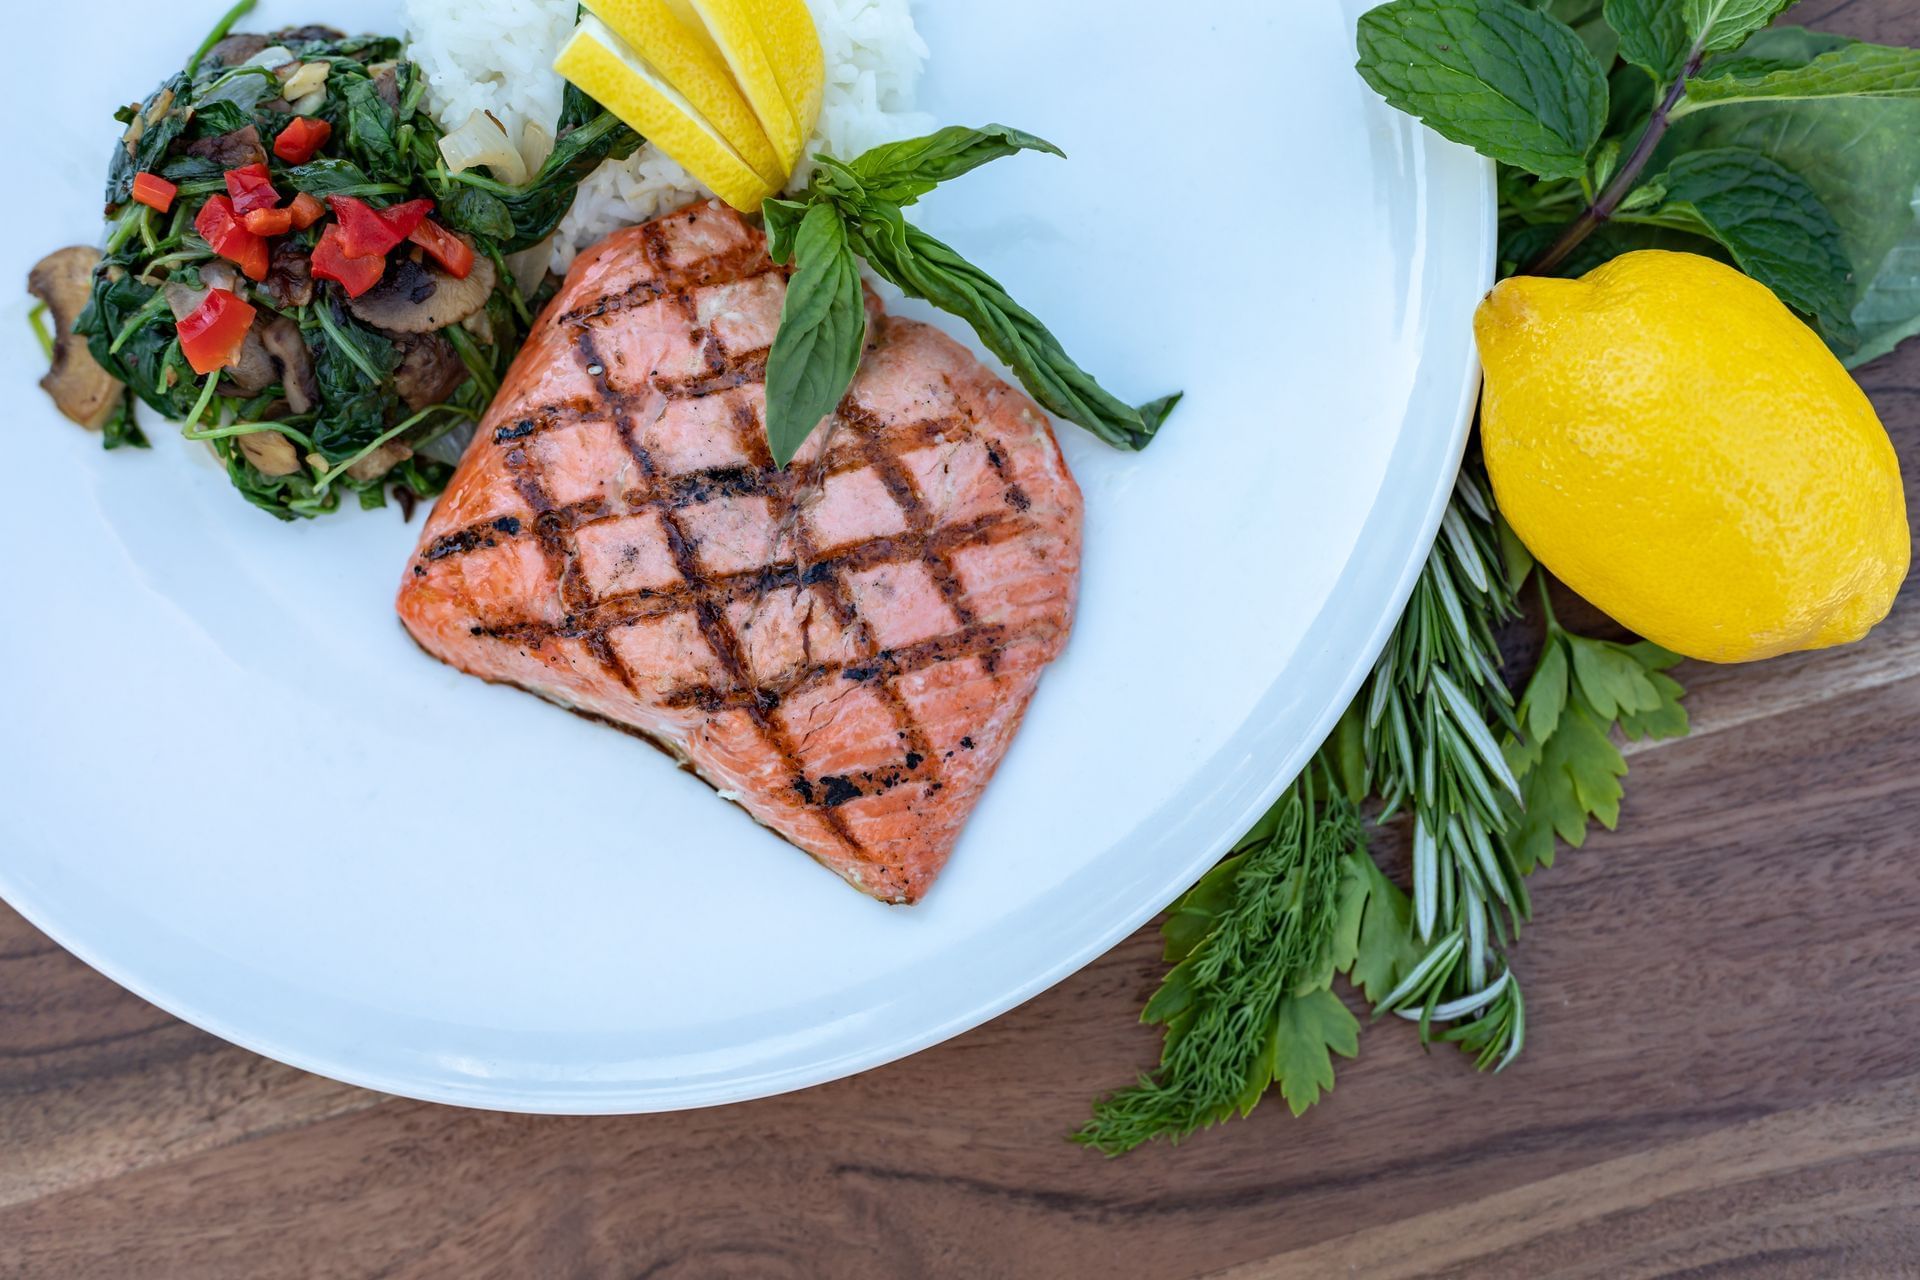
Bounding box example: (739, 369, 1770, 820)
(555, 254, 781, 326)
(840, 403, 981, 632)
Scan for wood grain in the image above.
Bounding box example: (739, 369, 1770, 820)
(5, 3, 1920, 1275)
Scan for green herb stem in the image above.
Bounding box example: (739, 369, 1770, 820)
(1523, 45, 1708, 276)
(186, 0, 258, 79)
(27, 303, 54, 362)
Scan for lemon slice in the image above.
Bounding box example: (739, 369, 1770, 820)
(742, 0, 824, 149)
(555, 17, 775, 212)
(667, 0, 805, 174)
(581, 0, 785, 188)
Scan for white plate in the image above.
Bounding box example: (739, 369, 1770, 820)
(0, 0, 1491, 1111)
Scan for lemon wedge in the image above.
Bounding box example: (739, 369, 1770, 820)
(669, 0, 805, 174)
(554, 16, 776, 212)
(741, 0, 824, 151)
(581, 0, 785, 188)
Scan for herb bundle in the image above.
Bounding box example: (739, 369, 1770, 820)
(762, 126, 1180, 466)
(1083, 0, 1920, 1153)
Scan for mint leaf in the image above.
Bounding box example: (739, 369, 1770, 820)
(1681, 42, 1920, 112)
(1683, 0, 1797, 57)
(763, 203, 867, 467)
(1267, 989, 1361, 1116)
(1607, 0, 1692, 85)
(1639, 147, 1856, 345)
(1663, 36, 1920, 366)
(1356, 0, 1609, 181)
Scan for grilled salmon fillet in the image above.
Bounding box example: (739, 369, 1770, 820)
(396, 200, 1083, 903)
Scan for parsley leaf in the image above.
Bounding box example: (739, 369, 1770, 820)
(1268, 990, 1361, 1116)
(1355, 0, 1610, 181)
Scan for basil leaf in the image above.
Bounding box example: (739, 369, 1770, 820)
(1355, 0, 1608, 182)
(847, 124, 1065, 207)
(1679, 42, 1920, 113)
(857, 220, 1167, 450)
(1605, 0, 1692, 85)
(764, 203, 867, 468)
(762, 197, 810, 263)
(1638, 147, 1856, 346)
(1682, 0, 1796, 57)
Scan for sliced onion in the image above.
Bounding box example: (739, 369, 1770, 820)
(289, 89, 327, 117)
(519, 121, 555, 176)
(506, 236, 555, 298)
(438, 110, 528, 185)
(241, 45, 295, 69)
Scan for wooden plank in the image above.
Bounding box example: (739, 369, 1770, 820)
(6, 666, 1920, 1278)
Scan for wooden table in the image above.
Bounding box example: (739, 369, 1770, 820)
(9, 5, 1920, 1274)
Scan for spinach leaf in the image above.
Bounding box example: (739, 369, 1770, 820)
(75, 270, 200, 418)
(105, 74, 190, 209)
(1355, 0, 1610, 182)
(191, 65, 276, 136)
(340, 75, 404, 179)
(441, 187, 516, 241)
(283, 157, 397, 199)
(488, 110, 644, 251)
(102, 391, 149, 451)
(764, 204, 867, 467)
(307, 303, 403, 461)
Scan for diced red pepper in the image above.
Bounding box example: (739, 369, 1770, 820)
(287, 191, 325, 230)
(328, 195, 433, 258)
(243, 207, 294, 236)
(194, 194, 270, 282)
(310, 224, 387, 298)
(223, 162, 280, 215)
(176, 288, 258, 375)
(407, 218, 476, 280)
(272, 116, 333, 165)
(131, 171, 178, 213)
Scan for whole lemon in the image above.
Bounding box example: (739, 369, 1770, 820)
(1475, 250, 1909, 663)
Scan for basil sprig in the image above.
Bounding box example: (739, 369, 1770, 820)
(761, 125, 1180, 467)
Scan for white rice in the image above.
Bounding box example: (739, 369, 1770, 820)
(401, 0, 933, 275)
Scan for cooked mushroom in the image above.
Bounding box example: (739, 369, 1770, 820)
(204, 33, 271, 67)
(164, 283, 315, 411)
(346, 247, 496, 334)
(237, 430, 301, 476)
(185, 124, 267, 171)
(346, 441, 414, 483)
(387, 330, 468, 410)
(273, 24, 346, 45)
(262, 240, 314, 309)
(258, 315, 318, 415)
(370, 61, 402, 110)
(29, 247, 121, 430)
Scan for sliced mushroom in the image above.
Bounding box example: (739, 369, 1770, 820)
(370, 61, 401, 111)
(387, 330, 468, 411)
(238, 430, 301, 476)
(273, 24, 346, 45)
(262, 240, 314, 309)
(29, 247, 121, 430)
(346, 247, 496, 334)
(185, 124, 267, 171)
(204, 33, 271, 68)
(258, 315, 318, 415)
(346, 441, 414, 483)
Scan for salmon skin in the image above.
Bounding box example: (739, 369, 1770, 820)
(396, 201, 1083, 903)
